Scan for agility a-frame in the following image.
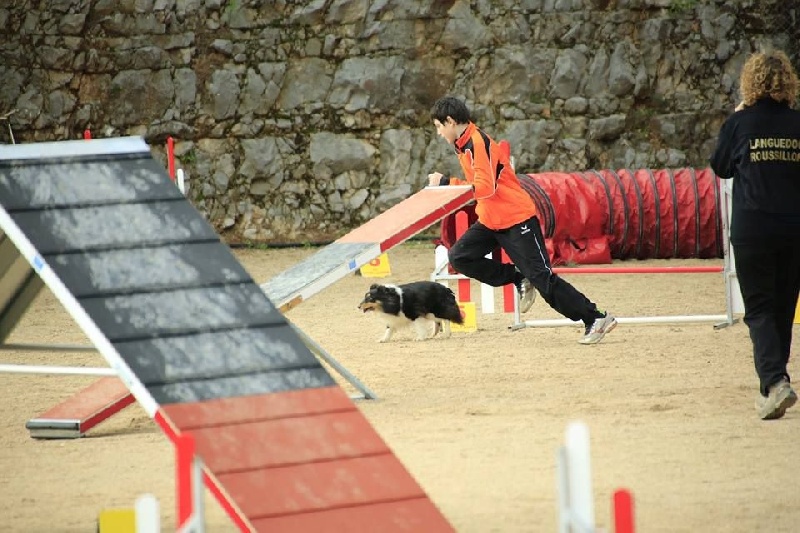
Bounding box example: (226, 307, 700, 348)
(1, 140, 473, 438)
(0, 137, 459, 532)
(0, 142, 378, 440)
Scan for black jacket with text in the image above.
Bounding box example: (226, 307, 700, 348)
(710, 98, 800, 243)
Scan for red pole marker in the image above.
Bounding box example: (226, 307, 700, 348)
(613, 489, 635, 533)
(167, 136, 176, 181)
(500, 249, 516, 313)
(83, 129, 91, 140)
(176, 431, 196, 528)
(455, 210, 471, 302)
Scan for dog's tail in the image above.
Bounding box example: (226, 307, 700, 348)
(444, 288, 465, 324)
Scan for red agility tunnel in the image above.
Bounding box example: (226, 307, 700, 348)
(439, 168, 723, 266)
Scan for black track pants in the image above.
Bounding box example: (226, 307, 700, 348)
(448, 216, 600, 323)
(733, 238, 800, 396)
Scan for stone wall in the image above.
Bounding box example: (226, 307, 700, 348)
(1, 0, 797, 243)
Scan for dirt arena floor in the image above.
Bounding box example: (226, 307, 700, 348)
(1, 241, 798, 532)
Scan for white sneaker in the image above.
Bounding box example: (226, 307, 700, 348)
(755, 379, 797, 420)
(518, 278, 536, 313)
(578, 313, 617, 345)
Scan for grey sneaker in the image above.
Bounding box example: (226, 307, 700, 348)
(578, 313, 617, 345)
(518, 278, 536, 313)
(755, 379, 797, 420)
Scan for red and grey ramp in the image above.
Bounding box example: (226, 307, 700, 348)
(261, 185, 474, 311)
(0, 138, 454, 532)
(25, 377, 135, 438)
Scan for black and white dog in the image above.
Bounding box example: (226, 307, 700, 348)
(358, 282, 465, 342)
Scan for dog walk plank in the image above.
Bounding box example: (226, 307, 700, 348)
(260, 186, 473, 311)
(337, 185, 473, 251)
(0, 138, 455, 532)
(262, 241, 378, 311)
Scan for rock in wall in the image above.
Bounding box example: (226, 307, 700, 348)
(0, 0, 796, 243)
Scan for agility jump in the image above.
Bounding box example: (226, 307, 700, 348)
(433, 168, 743, 332)
(0, 137, 457, 532)
(513, 176, 741, 331)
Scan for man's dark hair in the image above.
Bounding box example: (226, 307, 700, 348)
(431, 96, 471, 124)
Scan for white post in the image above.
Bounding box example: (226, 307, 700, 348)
(720, 180, 744, 315)
(176, 168, 186, 194)
(565, 421, 595, 532)
(176, 455, 206, 533)
(557, 445, 570, 533)
(481, 251, 495, 313)
(135, 494, 161, 533)
(480, 283, 495, 314)
(434, 245, 448, 277)
(190, 455, 206, 532)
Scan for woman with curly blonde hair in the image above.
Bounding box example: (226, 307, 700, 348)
(710, 50, 800, 420)
(736, 50, 798, 110)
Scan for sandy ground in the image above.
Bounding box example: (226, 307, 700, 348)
(0, 241, 798, 532)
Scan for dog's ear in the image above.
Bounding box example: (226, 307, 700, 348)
(369, 283, 380, 290)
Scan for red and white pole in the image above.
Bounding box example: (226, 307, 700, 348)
(455, 210, 470, 302)
(167, 136, 176, 182)
(613, 489, 635, 533)
(175, 432, 205, 531)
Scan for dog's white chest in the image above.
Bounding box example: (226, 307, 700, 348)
(378, 312, 412, 330)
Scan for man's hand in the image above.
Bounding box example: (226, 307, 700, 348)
(428, 172, 444, 186)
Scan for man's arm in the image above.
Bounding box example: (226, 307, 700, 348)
(428, 172, 468, 187)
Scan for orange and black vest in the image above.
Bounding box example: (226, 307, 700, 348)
(446, 122, 537, 230)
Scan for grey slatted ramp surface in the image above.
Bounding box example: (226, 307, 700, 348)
(0, 137, 335, 405)
(258, 185, 475, 312)
(261, 241, 375, 307)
